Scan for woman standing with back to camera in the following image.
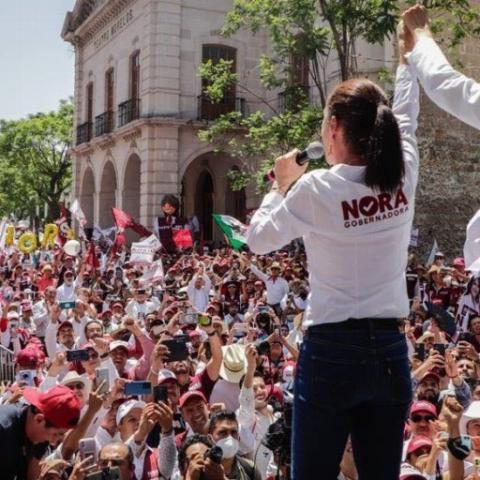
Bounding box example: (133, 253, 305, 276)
(247, 26, 419, 479)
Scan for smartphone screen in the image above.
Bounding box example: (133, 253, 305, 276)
(95, 368, 110, 395)
(162, 338, 189, 362)
(124, 381, 152, 396)
(67, 349, 90, 362)
(153, 385, 168, 404)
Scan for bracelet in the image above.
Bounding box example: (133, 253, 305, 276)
(150, 368, 159, 376)
(207, 331, 217, 337)
(100, 353, 109, 359)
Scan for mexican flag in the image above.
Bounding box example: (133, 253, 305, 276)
(213, 214, 248, 250)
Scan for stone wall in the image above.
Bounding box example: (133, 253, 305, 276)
(413, 35, 480, 261)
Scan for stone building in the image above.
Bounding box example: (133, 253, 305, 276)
(61, 0, 393, 241)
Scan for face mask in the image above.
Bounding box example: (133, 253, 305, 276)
(216, 435, 239, 459)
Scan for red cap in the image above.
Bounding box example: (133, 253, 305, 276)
(23, 385, 81, 429)
(179, 390, 207, 409)
(453, 257, 465, 268)
(112, 303, 124, 310)
(188, 330, 201, 338)
(410, 401, 437, 418)
(406, 436, 433, 456)
(16, 347, 43, 368)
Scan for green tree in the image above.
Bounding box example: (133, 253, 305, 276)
(199, 0, 480, 192)
(0, 100, 73, 220)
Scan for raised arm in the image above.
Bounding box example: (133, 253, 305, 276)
(403, 5, 480, 130)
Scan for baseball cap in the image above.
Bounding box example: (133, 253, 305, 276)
(23, 385, 81, 429)
(400, 462, 427, 480)
(434, 251, 445, 258)
(406, 436, 433, 456)
(7, 311, 19, 320)
(58, 320, 74, 330)
(116, 399, 146, 425)
(453, 257, 465, 268)
(188, 330, 201, 339)
(16, 347, 44, 368)
(109, 340, 129, 352)
(410, 401, 437, 418)
(179, 391, 207, 409)
(158, 369, 178, 385)
(112, 302, 124, 310)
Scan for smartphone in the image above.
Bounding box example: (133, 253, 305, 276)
(79, 437, 96, 460)
(162, 337, 189, 362)
(458, 332, 473, 344)
(124, 381, 152, 396)
(153, 385, 168, 404)
(95, 368, 110, 395)
(86, 467, 120, 480)
(414, 343, 425, 362)
(433, 343, 446, 356)
(198, 314, 212, 327)
(183, 313, 198, 325)
(60, 301, 76, 310)
(67, 349, 90, 362)
(15, 370, 36, 387)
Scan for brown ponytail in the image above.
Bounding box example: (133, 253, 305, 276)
(326, 79, 404, 194)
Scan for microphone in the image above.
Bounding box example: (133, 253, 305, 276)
(263, 142, 324, 183)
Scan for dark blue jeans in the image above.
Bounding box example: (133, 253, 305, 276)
(292, 320, 412, 480)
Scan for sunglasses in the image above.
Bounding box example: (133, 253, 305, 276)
(67, 382, 85, 390)
(411, 414, 435, 423)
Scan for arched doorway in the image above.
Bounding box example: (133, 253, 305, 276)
(99, 161, 117, 228)
(80, 168, 95, 230)
(225, 166, 246, 222)
(195, 171, 214, 241)
(123, 154, 141, 242)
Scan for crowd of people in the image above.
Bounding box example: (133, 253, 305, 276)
(1, 198, 480, 480)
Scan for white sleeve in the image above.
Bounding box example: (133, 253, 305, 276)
(237, 386, 256, 429)
(45, 322, 59, 359)
(407, 36, 480, 130)
(392, 65, 420, 187)
(248, 263, 269, 283)
(158, 432, 176, 479)
(246, 173, 320, 255)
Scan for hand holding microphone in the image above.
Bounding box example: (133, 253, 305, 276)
(265, 142, 324, 195)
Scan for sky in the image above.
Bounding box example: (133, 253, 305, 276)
(0, 0, 76, 120)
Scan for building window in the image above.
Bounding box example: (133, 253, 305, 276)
(77, 82, 93, 145)
(198, 45, 244, 121)
(118, 51, 140, 127)
(279, 46, 310, 113)
(95, 69, 114, 136)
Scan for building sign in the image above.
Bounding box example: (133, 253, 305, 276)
(93, 9, 134, 50)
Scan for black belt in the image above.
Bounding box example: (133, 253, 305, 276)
(308, 317, 401, 335)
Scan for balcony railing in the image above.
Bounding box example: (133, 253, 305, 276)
(118, 98, 141, 127)
(278, 85, 310, 113)
(95, 111, 114, 137)
(76, 122, 92, 145)
(197, 95, 246, 121)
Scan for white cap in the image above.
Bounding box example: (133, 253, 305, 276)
(116, 399, 146, 426)
(460, 400, 480, 434)
(158, 369, 177, 385)
(109, 340, 129, 352)
(7, 311, 19, 320)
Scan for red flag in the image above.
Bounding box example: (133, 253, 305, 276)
(85, 241, 99, 270)
(172, 228, 193, 249)
(111, 208, 151, 237)
(110, 231, 126, 258)
(56, 203, 71, 246)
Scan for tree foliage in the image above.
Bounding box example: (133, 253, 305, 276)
(0, 100, 73, 220)
(199, 0, 480, 192)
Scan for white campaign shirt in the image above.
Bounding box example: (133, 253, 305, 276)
(247, 65, 420, 327)
(249, 264, 290, 305)
(407, 36, 480, 130)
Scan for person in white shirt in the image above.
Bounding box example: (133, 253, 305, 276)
(247, 28, 419, 479)
(56, 270, 78, 303)
(187, 269, 212, 313)
(248, 262, 289, 315)
(402, 4, 480, 130)
(124, 288, 157, 324)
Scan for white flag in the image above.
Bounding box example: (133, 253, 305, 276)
(130, 234, 162, 265)
(409, 227, 419, 248)
(139, 260, 164, 285)
(70, 199, 87, 226)
(465, 209, 480, 271)
(426, 238, 439, 267)
(0, 218, 8, 250)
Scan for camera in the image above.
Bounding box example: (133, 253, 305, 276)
(204, 446, 223, 464)
(262, 403, 292, 467)
(256, 311, 273, 335)
(255, 340, 271, 356)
